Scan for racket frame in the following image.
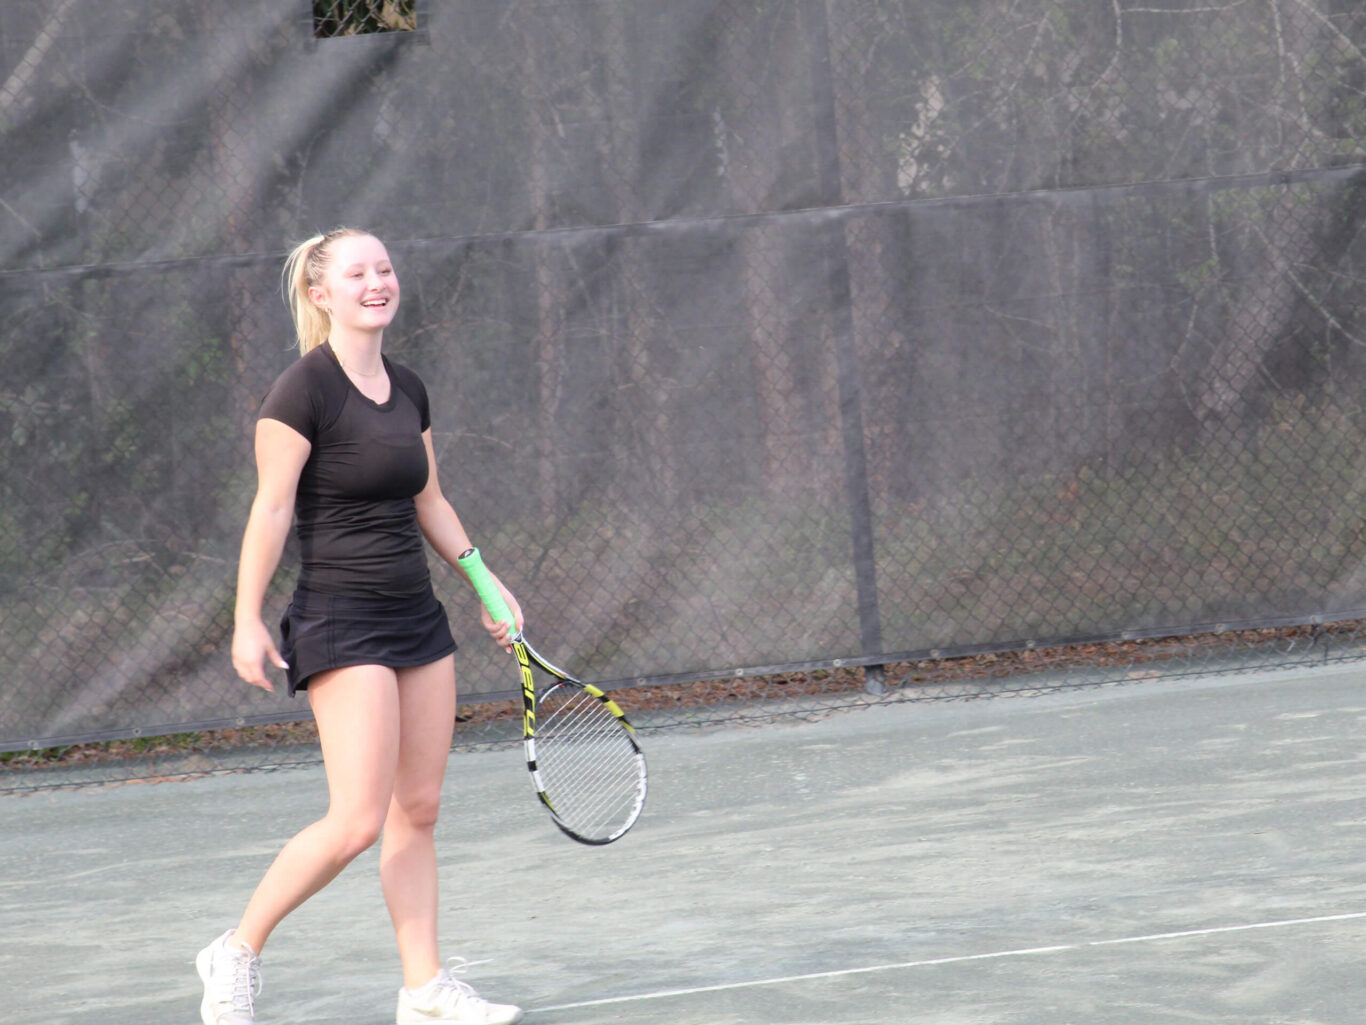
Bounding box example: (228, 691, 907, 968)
(513, 635, 646, 845)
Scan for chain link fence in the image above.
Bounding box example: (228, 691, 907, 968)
(313, 0, 416, 38)
(4, 0, 1366, 787)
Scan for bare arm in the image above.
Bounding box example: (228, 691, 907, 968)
(231, 418, 311, 691)
(414, 429, 523, 648)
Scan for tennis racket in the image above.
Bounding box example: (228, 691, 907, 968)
(457, 547, 647, 845)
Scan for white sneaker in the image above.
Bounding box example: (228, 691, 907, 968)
(196, 929, 262, 1025)
(396, 958, 523, 1025)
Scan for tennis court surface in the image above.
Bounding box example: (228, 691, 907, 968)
(3, 663, 1363, 1024)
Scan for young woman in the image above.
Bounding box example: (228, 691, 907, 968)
(199, 228, 524, 1025)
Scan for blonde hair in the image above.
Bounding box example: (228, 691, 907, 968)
(281, 227, 374, 355)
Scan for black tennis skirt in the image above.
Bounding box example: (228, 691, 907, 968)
(278, 588, 458, 696)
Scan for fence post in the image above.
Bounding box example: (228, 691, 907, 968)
(806, 0, 885, 695)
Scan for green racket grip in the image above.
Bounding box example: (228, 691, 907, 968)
(457, 547, 518, 637)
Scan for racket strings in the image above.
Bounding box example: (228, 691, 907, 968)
(540, 745, 640, 825)
(539, 702, 639, 804)
(536, 688, 645, 838)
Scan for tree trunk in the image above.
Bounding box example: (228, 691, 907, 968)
(1192, 1, 1332, 435)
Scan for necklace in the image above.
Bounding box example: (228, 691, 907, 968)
(334, 347, 385, 378)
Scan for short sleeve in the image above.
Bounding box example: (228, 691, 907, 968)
(390, 363, 432, 431)
(258, 359, 323, 441)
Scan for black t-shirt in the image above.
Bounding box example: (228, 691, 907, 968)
(258, 342, 433, 598)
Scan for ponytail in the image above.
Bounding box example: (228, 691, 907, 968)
(281, 227, 371, 356)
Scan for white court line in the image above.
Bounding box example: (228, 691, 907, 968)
(533, 911, 1366, 1013)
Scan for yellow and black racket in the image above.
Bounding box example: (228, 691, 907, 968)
(458, 548, 647, 845)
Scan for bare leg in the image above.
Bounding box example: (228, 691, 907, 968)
(231, 665, 401, 953)
(380, 655, 458, 989)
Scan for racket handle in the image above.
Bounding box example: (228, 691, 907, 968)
(458, 547, 518, 637)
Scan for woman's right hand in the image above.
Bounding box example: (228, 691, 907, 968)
(231, 616, 288, 691)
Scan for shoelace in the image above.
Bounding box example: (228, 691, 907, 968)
(432, 956, 492, 1005)
(223, 942, 263, 1016)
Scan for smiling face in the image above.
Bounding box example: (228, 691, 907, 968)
(308, 233, 400, 337)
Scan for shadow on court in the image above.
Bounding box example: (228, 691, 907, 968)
(3, 663, 1364, 1024)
